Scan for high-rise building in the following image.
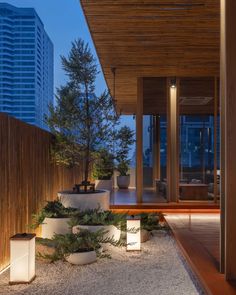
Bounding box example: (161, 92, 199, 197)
(0, 3, 53, 130)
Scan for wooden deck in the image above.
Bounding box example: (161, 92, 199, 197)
(110, 189, 220, 210)
(166, 214, 236, 295)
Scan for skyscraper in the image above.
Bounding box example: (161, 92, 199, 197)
(0, 3, 53, 130)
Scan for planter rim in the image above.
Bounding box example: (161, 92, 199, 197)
(43, 217, 71, 220)
(75, 224, 119, 228)
(95, 178, 112, 181)
(58, 189, 109, 194)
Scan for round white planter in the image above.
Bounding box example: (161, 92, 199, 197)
(65, 251, 97, 265)
(72, 224, 121, 242)
(95, 179, 113, 192)
(41, 217, 71, 239)
(58, 190, 110, 211)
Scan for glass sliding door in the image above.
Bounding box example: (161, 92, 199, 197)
(178, 77, 219, 202)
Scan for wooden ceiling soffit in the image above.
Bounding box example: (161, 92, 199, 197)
(80, 0, 220, 113)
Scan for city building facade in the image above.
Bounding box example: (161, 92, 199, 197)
(0, 3, 53, 129)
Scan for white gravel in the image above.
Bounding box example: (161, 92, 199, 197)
(0, 231, 202, 295)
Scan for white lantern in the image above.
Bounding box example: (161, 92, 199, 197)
(126, 215, 141, 251)
(10, 233, 36, 284)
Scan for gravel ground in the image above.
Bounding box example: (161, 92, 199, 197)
(0, 231, 203, 295)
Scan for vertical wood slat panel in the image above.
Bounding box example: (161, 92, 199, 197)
(136, 77, 143, 203)
(222, 0, 236, 280)
(0, 113, 82, 271)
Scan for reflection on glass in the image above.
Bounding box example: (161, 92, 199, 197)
(179, 115, 218, 201)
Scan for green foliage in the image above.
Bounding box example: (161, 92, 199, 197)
(45, 39, 118, 183)
(115, 126, 135, 176)
(31, 200, 77, 229)
(92, 149, 115, 180)
(69, 208, 127, 230)
(117, 161, 129, 177)
(37, 230, 124, 262)
(139, 212, 164, 231)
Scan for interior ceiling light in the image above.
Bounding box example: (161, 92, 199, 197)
(170, 77, 176, 88)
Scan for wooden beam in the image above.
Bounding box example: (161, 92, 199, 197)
(167, 78, 179, 202)
(221, 0, 236, 280)
(136, 77, 143, 203)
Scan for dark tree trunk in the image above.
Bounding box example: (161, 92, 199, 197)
(84, 84, 90, 191)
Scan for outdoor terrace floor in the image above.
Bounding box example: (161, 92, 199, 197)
(165, 214, 236, 295)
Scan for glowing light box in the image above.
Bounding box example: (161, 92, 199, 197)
(126, 215, 141, 251)
(10, 233, 36, 284)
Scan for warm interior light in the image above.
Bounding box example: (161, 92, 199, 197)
(126, 216, 141, 251)
(170, 77, 176, 88)
(10, 233, 36, 284)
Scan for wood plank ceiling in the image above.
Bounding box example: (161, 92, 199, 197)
(80, 0, 220, 114)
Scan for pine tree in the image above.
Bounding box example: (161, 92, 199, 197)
(46, 39, 117, 191)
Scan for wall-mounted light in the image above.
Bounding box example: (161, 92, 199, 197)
(126, 215, 141, 251)
(10, 233, 36, 284)
(170, 77, 176, 88)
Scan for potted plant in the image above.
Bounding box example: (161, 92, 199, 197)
(31, 200, 77, 239)
(115, 126, 135, 189)
(46, 38, 118, 210)
(70, 208, 126, 243)
(139, 212, 164, 243)
(93, 148, 115, 192)
(38, 229, 123, 265)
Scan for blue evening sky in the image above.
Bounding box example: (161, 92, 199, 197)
(5, 0, 106, 95)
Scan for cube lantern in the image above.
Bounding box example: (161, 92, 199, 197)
(126, 215, 141, 251)
(10, 233, 36, 284)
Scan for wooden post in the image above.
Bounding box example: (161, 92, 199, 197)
(153, 115, 161, 187)
(214, 77, 218, 204)
(221, 0, 236, 279)
(167, 78, 179, 202)
(136, 77, 143, 203)
(220, 0, 226, 275)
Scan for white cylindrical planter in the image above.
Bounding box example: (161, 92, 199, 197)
(58, 190, 110, 211)
(65, 251, 97, 265)
(10, 233, 36, 284)
(95, 179, 113, 192)
(41, 217, 71, 239)
(73, 224, 121, 242)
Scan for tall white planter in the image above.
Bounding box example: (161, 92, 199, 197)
(95, 179, 113, 192)
(73, 224, 121, 242)
(41, 217, 71, 239)
(58, 190, 110, 211)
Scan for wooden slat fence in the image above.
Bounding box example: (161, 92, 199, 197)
(0, 113, 82, 271)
